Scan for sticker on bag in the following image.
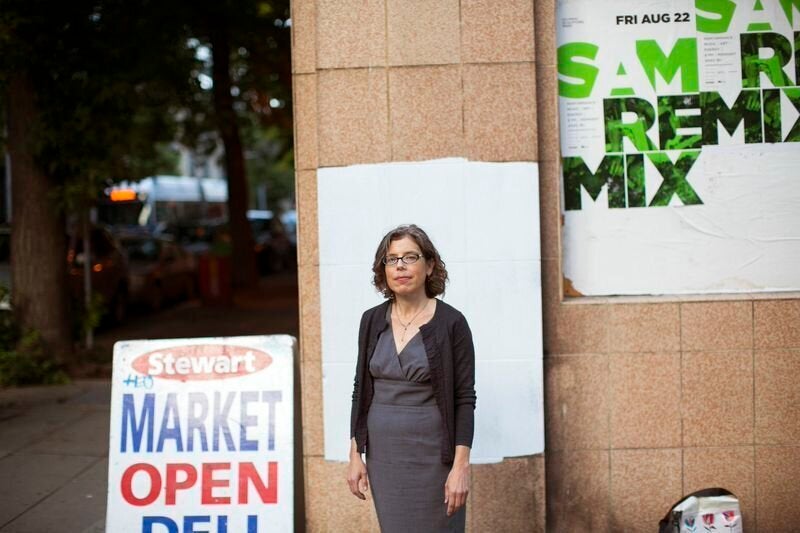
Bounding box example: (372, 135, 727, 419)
(659, 488, 742, 533)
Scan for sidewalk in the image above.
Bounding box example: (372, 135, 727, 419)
(0, 272, 299, 532)
(0, 380, 110, 533)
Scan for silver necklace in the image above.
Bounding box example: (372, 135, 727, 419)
(393, 299, 430, 342)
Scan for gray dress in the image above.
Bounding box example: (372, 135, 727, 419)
(366, 314, 466, 533)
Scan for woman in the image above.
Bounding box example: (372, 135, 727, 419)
(347, 224, 477, 532)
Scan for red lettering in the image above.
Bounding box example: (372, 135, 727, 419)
(165, 463, 197, 505)
(121, 463, 161, 506)
(238, 462, 278, 504)
(201, 462, 231, 504)
(120, 461, 277, 506)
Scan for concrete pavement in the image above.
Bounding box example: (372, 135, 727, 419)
(0, 272, 299, 532)
(0, 380, 110, 533)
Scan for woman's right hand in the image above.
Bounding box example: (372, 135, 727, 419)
(347, 440, 369, 500)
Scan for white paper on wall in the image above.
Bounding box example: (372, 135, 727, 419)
(557, 0, 800, 295)
(317, 158, 544, 463)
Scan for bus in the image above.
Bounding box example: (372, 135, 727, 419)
(98, 175, 228, 232)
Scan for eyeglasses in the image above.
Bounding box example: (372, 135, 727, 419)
(382, 253, 423, 266)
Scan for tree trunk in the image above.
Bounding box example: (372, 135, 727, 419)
(6, 73, 73, 362)
(209, 22, 256, 288)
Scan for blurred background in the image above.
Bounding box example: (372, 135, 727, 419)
(0, 0, 297, 384)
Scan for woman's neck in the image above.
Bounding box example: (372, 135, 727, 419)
(393, 292, 430, 318)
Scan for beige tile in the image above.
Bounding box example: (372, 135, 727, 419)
(610, 449, 682, 533)
(461, 0, 535, 63)
(471, 456, 544, 532)
(318, 68, 390, 167)
(683, 447, 755, 532)
(304, 456, 380, 531)
(535, 62, 561, 161)
(533, 0, 557, 65)
(317, 0, 386, 69)
(755, 349, 800, 444)
(465, 491, 474, 532)
(607, 304, 680, 353)
(755, 445, 800, 532)
(387, 0, 460, 66)
(296, 170, 318, 267)
(389, 66, 463, 161)
(545, 355, 609, 450)
(754, 299, 800, 349)
(538, 161, 562, 263)
(541, 257, 561, 313)
(681, 301, 753, 351)
(683, 350, 754, 447)
(463, 63, 538, 162)
(290, 0, 316, 74)
(298, 264, 321, 362)
(541, 258, 561, 354)
(301, 359, 324, 456)
(300, 302, 322, 362)
(300, 304, 321, 363)
(546, 450, 610, 532)
(609, 353, 681, 448)
(293, 73, 318, 170)
(550, 303, 610, 354)
(531, 454, 546, 533)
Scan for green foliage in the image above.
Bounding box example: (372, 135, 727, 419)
(180, 0, 294, 207)
(0, 331, 70, 387)
(244, 122, 295, 207)
(0, 0, 200, 206)
(0, 0, 294, 209)
(0, 287, 69, 386)
(78, 293, 106, 338)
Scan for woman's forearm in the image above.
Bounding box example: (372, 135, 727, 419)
(453, 445, 471, 466)
(350, 437, 361, 458)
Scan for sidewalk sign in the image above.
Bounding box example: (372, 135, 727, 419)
(106, 335, 295, 532)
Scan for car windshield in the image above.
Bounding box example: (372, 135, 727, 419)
(121, 239, 160, 261)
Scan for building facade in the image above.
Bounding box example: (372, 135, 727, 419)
(291, 1, 800, 531)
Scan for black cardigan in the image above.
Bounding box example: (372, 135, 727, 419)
(350, 299, 477, 464)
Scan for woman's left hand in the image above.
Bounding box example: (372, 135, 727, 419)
(444, 450, 470, 517)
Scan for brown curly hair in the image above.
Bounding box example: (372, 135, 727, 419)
(372, 224, 448, 299)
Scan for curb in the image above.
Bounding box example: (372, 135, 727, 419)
(0, 380, 96, 409)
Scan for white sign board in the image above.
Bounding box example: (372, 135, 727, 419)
(106, 335, 295, 533)
(558, 0, 800, 295)
(316, 158, 545, 463)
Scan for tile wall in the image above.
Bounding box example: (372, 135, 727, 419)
(292, 0, 800, 530)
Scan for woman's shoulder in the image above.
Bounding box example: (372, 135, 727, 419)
(360, 300, 391, 323)
(432, 299, 469, 326)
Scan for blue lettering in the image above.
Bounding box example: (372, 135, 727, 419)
(240, 391, 259, 451)
(184, 515, 211, 533)
(186, 392, 209, 452)
(262, 391, 282, 451)
(121, 393, 154, 452)
(142, 516, 178, 533)
(157, 393, 184, 452)
(142, 514, 258, 532)
(212, 392, 236, 451)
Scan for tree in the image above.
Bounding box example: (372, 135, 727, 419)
(0, 0, 294, 367)
(4, 73, 72, 361)
(0, 0, 196, 363)
(180, 0, 292, 287)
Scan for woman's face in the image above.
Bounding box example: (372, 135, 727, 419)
(384, 236, 434, 299)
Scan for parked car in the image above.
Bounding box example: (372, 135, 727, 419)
(67, 226, 129, 324)
(118, 234, 197, 310)
(247, 210, 296, 274)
